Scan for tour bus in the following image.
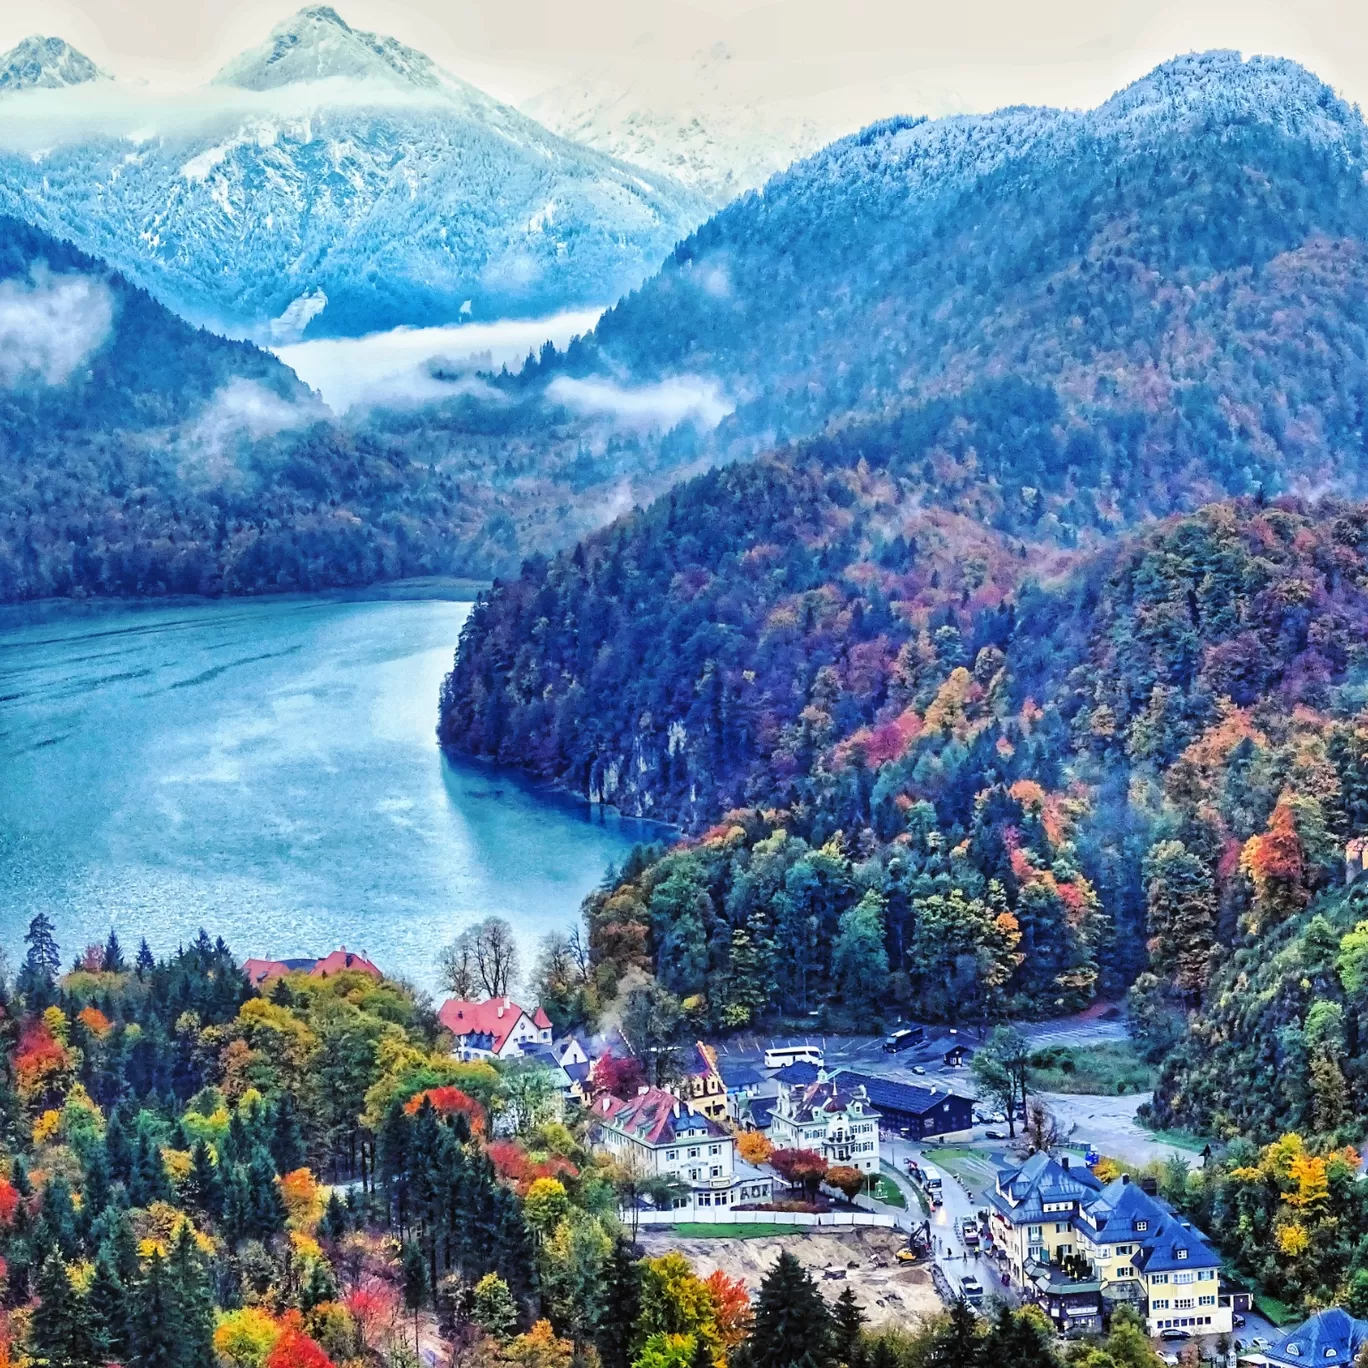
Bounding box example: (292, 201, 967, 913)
(764, 1043, 824, 1070)
(882, 1026, 926, 1052)
(918, 1164, 944, 1207)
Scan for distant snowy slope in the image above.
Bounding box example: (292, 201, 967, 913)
(525, 43, 841, 207)
(0, 10, 708, 339)
(0, 36, 109, 92)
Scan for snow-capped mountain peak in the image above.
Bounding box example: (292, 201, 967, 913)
(212, 5, 451, 94)
(0, 36, 110, 93)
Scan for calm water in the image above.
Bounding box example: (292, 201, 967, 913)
(0, 593, 658, 991)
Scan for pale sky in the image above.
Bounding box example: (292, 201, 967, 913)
(2, 0, 1366, 114)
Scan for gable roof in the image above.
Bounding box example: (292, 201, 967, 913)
(839, 1070, 973, 1118)
(310, 947, 382, 980)
(780, 1077, 880, 1124)
(438, 996, 530, 1053)
(531, 1006, 552, 1029)
(987, 1151, 1102, 1224)
(1266, 1309, 1368, 1368)
(592, 1087, 727, 1146)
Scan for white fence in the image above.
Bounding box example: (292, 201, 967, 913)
(628, 1208, 896, 1229)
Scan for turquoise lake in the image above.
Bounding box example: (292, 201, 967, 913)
(0, 593, 658, 992)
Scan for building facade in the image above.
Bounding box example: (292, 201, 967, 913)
(986, 1154, 1232, 1337)
(437, 996, 554, 1060)
(590, 1087, 773, 1213)
(769, 1075, 881, 1174)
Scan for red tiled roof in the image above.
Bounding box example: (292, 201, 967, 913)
(243, 958, 291, 987)
(594, 1087, 724, 1146)
(531, 1006, 552, 1030)
(438, 996, 529, 1053)
(309, 947, 382, 980)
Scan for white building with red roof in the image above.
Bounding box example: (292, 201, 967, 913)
(437, 996, 554, 1060)
(590, 1086, 773, 1214)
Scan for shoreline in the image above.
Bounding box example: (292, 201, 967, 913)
(0, 575, 493, 628)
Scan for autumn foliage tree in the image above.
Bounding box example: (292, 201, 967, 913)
(769, 1149, 829, 1202)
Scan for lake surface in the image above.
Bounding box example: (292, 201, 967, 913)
(0, 593, 659, 992)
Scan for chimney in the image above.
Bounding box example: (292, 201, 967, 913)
(1061, 1156, 1069, 1170)
(1122, 1173, 1130, 1185)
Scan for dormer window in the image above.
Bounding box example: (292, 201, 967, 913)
(1135, 1221, 1147, 1232)
(1176, 1249, 1188, 1260)
(1286, 1346, 1301, 1359)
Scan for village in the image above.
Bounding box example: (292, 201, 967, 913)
(242, 945, 1333, 1368)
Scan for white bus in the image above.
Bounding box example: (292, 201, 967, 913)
(764, 1043, 824, 1070)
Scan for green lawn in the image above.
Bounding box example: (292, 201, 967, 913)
(671, 1222, 814, 1238)
(1254, 1295, 1299, 1327)
(872, 1168, 907, 1208)
(929, 1146, 999, 1195)
(1137, 1124, 1209, 1154)
(1027, 1041, 1156, 1095)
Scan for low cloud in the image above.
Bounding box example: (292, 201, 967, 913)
(546, 374, 732, 430)
(272, 310, 602, 413)
(180, 379, 323, 483)
(0, 268, 113, 387)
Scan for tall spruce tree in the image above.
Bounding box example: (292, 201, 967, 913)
(130, 1251, 180, 1368)
(832, 1286, 866, 1368)
(87, 1251, 130, 1364)
(596, 1240, 643, 1368)
(750, 1252, 834, 1368)
(30, 1253, 95, 1368)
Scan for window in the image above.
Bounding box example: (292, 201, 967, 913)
(1175, 1299, 1194, 1311)
(1029, 1226, 1043, 1240)
(1116, 1246, 1132, 1256)
(709, 1145, 720, 1156)
(1055, 1224, 1068, 1234)
(1152, 1275, 1169, 1285)
(667, 1150, 678, 1161)
(698, 1193, 711, 1207)
(1175, 1272, 1196, 1285)
(1199, 1296, 1216, 1307)
(1176, 1249, 1188, 1260)
(1136, 1221, 1148, 1232)
(710, 1166, 722, 1178)
(688, 1148, 699, 1159)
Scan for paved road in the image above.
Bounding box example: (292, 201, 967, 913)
(878, 1132, 1009, 1311)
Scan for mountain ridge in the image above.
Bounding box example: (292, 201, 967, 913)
(0, 11, 709, 339)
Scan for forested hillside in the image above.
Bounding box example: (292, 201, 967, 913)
(442, 476, 1368, 1057)
(505, 52, 1368, 537)
(0, 217, 689, 601)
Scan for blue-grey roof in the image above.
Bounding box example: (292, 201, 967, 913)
(773, 1060, 822, 1086)
(1265, 1309, 1368, 1368)
(987, 1152, 1102, 1225)
(839, 1070, 973, 1118)
(717, 1059, 766, 1088)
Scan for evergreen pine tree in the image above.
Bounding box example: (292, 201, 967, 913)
(103, 1107, 133, 1184)
(832, 1286, 866, 1368)
(130, 1251, 180, 1368)
(689, 1333, 715, 1368)
(43, 1177, 79, 1260)
(24, 913, 61, 983)
(924, 1299, 981, 1368)
(185, 1140, 223, 1219)
(321, 1190, 349, 1243)
(169, 1226, 216, 1368)
(750, 1251, 834, 1368)
(135, 939, 155, 979)
(246, 1149, 287, 1239)
(269, 1092, 306, 1174)
(30, 1252, 95, 1368)
(595, 1239, 642, 1368)
(87, 1251, 130, 1364)
(403, 1240, 428, 1353)
(103, 929, 126, 974)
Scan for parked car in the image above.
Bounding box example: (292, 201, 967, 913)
(912, 1065, 927, 1075)
(1232, 1315, 1246, 1328)
(1159, 1329, 1191, 1342)
(991, 1112, 1006, 1123)
(985, 1129, 1006, 1140)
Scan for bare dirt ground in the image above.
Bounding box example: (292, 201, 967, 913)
(639, 1227, 942, 1329)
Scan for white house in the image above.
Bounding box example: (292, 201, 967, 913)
(590, 1086, 773, 1213)
(769, 1074, 881, 1175)
(437, 996, 553, 1060)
